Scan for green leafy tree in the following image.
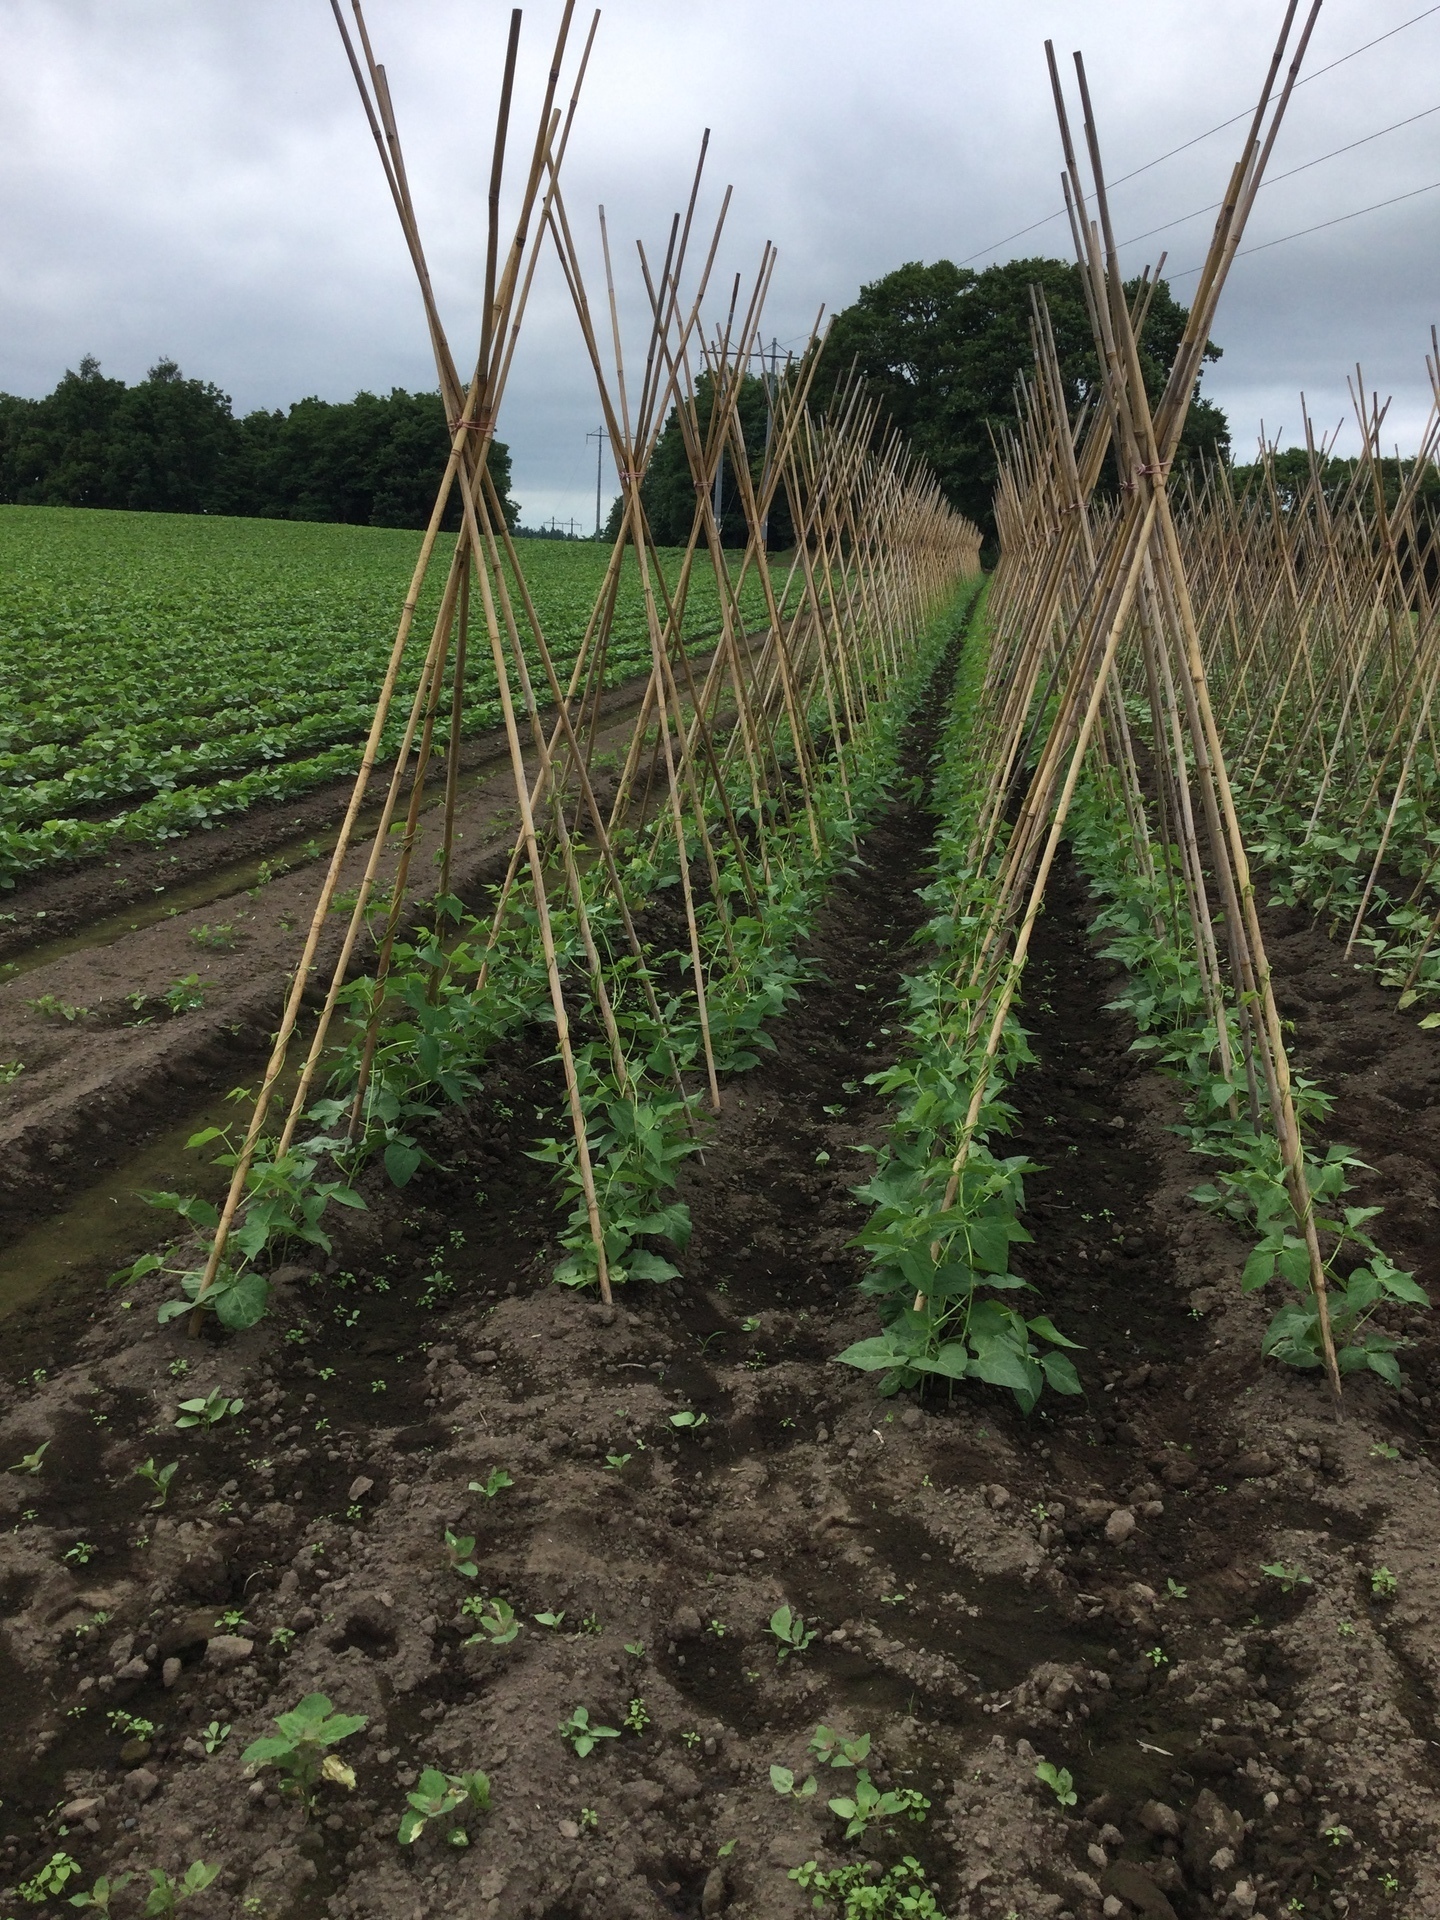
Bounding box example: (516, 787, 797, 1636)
(610, 369, 795, 550)
(0, 359, 518, 532)
(815, 256, 1228, 547)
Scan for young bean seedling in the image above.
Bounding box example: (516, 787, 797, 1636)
(468, 1468, 513, 1499)
(241, 1693, 367, 1809)
(1261, 1561, 1312, 1595)
(768, 1604, 818, 1661)
(135, 1459, 178, 1507)
(397, 1767, 491, 1846)
(1035, 1761, 1076, 1807)
(461, 1597, 518, 1646)
(175, 1391, 243, 1429)
(67, 1872, 131, 1912)
(808, 1726, 871, 1769)
(826, 1772, 929, 1840)
(443, 1529, 479, 1578)
(769, 1765, 818, 1800)
(141, 1863, 221, 1916)
(559, 1707, 620, 1758)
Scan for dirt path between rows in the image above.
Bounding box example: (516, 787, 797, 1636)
(1, 639, 1438, 1920)
(0, 678, 660, 1247)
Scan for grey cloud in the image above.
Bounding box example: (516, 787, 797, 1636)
(1, 0, 1435, 525)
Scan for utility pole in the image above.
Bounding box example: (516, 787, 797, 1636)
(586, 426, 608, 538)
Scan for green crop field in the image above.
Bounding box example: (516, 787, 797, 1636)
(0, 506, 768, 887)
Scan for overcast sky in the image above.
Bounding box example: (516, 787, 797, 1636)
(1, 0, 1436, 527)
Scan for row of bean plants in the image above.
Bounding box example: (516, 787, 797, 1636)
(1068, 755, 1431, 1387)
(126, 582, 984, 1330)
(837, 588, 1085, 1413)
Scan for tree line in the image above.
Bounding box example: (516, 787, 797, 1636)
(0, 356, 517, 531)
(1, 259, 1229, 548)
(629, 256, 1230, 554)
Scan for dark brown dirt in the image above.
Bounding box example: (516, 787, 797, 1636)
(1, 656, 1438, 1920)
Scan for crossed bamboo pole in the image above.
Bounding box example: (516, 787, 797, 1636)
(193, 3, 979, 1319)
(922, 3, 1351, 1409)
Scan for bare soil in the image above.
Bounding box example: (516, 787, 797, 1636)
(1, 656, 1438, 1920)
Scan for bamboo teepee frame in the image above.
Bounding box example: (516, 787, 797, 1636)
(193, 2, 979, 1316)
(927, 1, 1360, 1408)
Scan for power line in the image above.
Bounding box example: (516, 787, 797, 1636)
(955, 2, 1440, 268)
(1114, 98, 1440, 253)
(1165, 175, 1440, 279)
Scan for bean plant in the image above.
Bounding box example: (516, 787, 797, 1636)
(240, 1693, 367, 1808)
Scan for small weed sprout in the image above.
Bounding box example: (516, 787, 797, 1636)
(64, 1541, 97, 1566)
(768, 1604, 818, 1661)
(624, 1697, 650, 1733)
(202, 1720, 231, 1754)
(790, 1858, 945, 1918)
(241, 1692, 367, 1809)
(397, 1767, 490, 1846)
(579, 1806, 598, 1833)
(190, 923, 237, 951)
(1035, 1760, 1077, 1807)
(680, 1730, 702, 1751)
(163, 974, 206, 1015)
(107, 1711, 159, 1740)
(559, 1708, 620, 1757)
(269, 1626, 296, 1653)
(1371, 1566, 1399, 1598)
(17, 1851, 82, 1903)
(28, 994, 90, 1022)
(135, 1458, 178, 1507)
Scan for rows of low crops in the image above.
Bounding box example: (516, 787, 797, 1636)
(1169, 440, 1440, 1019)
(0, 507, 771, 886)
(131, 567, 985, 1331)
